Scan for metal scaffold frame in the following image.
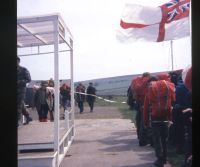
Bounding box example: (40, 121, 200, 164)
(17, 14, 75, 167)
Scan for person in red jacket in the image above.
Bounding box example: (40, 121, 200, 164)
(143, 76, 176, 167)
(130, 72, 151, 146)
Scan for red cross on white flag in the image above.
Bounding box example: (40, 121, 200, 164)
(116, 0, 190, 42)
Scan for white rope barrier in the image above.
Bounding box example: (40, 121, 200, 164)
(33, 85, 127, 104)
(74, 91, 127, 104)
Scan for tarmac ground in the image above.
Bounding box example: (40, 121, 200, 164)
(59, 106, 171, 167)
(24, 106, 172, 167)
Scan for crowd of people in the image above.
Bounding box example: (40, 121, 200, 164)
(17, 57, 97, 125)
(127, 70, 192, 167)
(17, 56, 192, 167)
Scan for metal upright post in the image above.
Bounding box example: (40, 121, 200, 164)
(70, 39, 75, 136)
(53, 17, 60, 167)
(65, 110, 69, 129)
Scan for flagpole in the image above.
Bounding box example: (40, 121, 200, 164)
(170, 40, 174, 71)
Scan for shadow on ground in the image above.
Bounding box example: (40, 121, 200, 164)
(120, 163, 154, 167)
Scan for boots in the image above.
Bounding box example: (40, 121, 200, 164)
(43, 118, 48, 122)
(22, 106, 32, 125)
(39, 118, 48, 122)
(23, 115, 32, 125)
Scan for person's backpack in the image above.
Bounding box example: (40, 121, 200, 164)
(148, 80, 175, 120)
(156, 72, 171, 82)
(131, 76, 150, 103)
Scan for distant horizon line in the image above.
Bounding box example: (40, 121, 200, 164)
(30, 68, 182, 83)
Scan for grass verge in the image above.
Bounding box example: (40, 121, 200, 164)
(118, 106, 136, 124)
(95, 95, 136, 123)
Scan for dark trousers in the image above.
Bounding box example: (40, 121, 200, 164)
(37, 104, 49, 119)
(151, 122, 169, 162)
(49, 110, 54, 121)
(183, 125, 192, 167)
(135, 102, 142, 139)
(88, 100, 94, 111)
(136, 104, 151, 146)
(168, 124, 176, 146)
(17, 89, 26, 121)
(62, 98, 70, 110)
(49, 100, 54, 121)
(139, 117, 153, 146)
(78, 101, 84, 113)
(135, 105, 141, 138)
(173, 107, 185, 153)
(22, 103, 30, 118)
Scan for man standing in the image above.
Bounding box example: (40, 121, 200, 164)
(143, 77, 176, 167)
(86, 82, 96, 112)
(75, 83, 86, 114)
(34, 81, 53, 122)
(17, 56, 32, 126)
(60, 83, 71, 110)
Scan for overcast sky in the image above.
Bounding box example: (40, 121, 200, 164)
(17, 0, 191, 82)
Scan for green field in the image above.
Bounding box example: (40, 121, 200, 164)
(94, 95, 136, 122)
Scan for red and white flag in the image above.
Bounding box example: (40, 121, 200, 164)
(116, 0, 190, 42)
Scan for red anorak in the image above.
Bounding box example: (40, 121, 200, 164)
(130, 76, 150, 104)
(143, 80, 175, 127)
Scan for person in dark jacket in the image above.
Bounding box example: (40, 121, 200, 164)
(86, 82, 96, 112)
(34, 81, 53, 122)
(60, 83, 71, 110)
(182, 108, 192, 167)
(127, 86, 136, 110)
(17, 56, 32, 126)
(173, 80, 192, 154)
(75, 83, 86, 114)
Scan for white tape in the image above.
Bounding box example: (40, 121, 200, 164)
(33, 85, 126, 104)
(74, 91, 126, 104)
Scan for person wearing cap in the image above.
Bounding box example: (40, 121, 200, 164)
(34, 81, 52, 122)
(86, 82, 96, 112)
(17, 56, 32, 126)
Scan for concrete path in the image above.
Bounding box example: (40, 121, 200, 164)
(60, 119, 171, 167)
